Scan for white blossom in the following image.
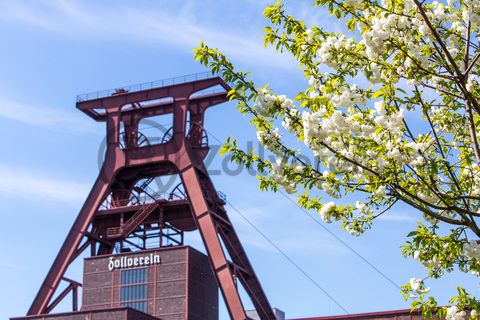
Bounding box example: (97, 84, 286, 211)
(409, 278, 431, 295)
(305, 28, 314, 44)
(447, 306, 467, 320)
(466, 75, 478, 92)
(319, 201, 336, 223)
(463, 240, 480, 261)
(270, 158, 297, 194)
(413, 250, 421, 260)
(257, 128, 283, 157)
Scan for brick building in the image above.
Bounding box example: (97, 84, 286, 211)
(12, 246, 218, 320)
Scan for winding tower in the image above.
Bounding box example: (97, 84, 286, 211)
(26, 73, 275, 320)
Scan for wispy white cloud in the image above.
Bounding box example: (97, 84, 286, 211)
(0, 261, 31, 271)
(0, 0, 297, 70)
(0, 164, 90, 204)
(0, 96, 96, 133)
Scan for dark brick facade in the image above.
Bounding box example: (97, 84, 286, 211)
(13, 246, 218, 320)
(82, 246, 218, 320)
(187, 248, 219, 319)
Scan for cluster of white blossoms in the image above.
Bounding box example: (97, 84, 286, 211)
(308, 76, 321, 98)
(281, 108, 300, 132)
(330, 85, 365, 108)
(319, 201, 336, 223)
(345, 224, 362, 236)
(256, 88, 300, 133)
(343, 0, 362, 10)
(430, 1, 449, 22)
(255, 89, 292, 117)
(373, 101, 405, 135)
(367, 63, 382, 83)
(466, 75, 479, 92)
(355, 201, 372, 215)
(257, 128, 283, 157)
(317, 35, 356, 68)
(413, 250, 441, 269)
(302, 108, 330, 146)
(446, 306, 468, 320)
(473, 310, 479, 318)
(409, 278, 431, 295)
(462, 0, 480, 29)
(430, 105, 464, 133)
(255, 89, 276, 117)
(305, 28, 315, 45)
(461, 164, 480, 196)
(302, 98, 413, 175)
(360, 10, 413, 60)
(303, 106, 362, 147)
(270, 158, 297, 194)
(450, 20, 467, 47)
(463, 240, 480, 261)
(309, 78, 364, 106)
(373, 185, 387, 198)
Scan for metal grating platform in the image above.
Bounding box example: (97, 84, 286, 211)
(76, 71, 216, 102)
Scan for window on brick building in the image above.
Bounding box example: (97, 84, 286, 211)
(120, 268, 148, 312)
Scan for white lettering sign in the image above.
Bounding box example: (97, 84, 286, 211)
(108, 253, 161, 271)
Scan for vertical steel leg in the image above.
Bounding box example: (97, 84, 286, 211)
(200, 173, 276, 320)
(181, 166, 249, 320)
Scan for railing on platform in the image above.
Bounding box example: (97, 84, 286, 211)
(76, 71, 219, 102)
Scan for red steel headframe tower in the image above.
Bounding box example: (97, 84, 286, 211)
(27, 73, 276, 320)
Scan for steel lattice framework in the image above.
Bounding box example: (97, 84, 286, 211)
(27, 74, 276, 320)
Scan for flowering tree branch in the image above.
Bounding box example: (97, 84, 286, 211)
(195, 0, 480, 318)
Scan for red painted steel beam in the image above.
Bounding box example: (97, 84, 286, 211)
(69, 240, 89, 263)
(180, 166, 250, 319)
(77, 77, 229, 119)
(72, 287, 78, 312)
(28, 171, 115, 315)
(198, 173, 276, 320)
(45, 284, 74, 314)
(80, 92, 228, 122)
(28, 110, 124, 315)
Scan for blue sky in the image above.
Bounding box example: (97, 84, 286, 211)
(0, 1, 477, 319)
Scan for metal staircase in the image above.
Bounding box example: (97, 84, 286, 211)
(107, 201, 159, 239)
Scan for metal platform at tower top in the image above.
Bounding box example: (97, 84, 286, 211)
(75, 71, 230, 122)
(76, 71, 222, 102)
